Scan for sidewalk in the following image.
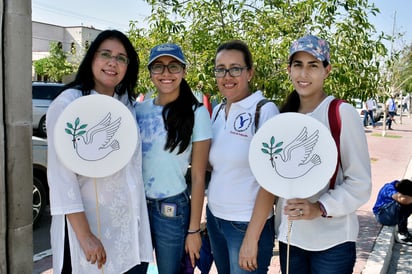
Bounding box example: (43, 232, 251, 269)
(34, 114, 412, 274)
(361, 114, 412, 274)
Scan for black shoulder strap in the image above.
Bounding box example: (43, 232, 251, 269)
(212, 102, 225, 123)
(255, 99, 270, 133)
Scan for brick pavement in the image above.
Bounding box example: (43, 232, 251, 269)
(34, 114, 412, 274)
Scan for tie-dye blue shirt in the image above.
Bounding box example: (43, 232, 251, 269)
(135, 99, 212, 199)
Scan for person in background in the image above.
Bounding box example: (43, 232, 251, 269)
(46, 29, 153, 274)
(402, 94, 410, 113)
(135, 43, 212, 274)
(277, 35, 372, 274)
(363, 98, 375, 127)
(207, 40, 279, 273)
(373, 179, 412, 245)
(386, 94, 397, 130)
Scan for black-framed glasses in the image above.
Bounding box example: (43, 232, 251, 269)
(150, 62, 185, 74)
(214, 66, 248, 78)
(96, 50, 129, 65)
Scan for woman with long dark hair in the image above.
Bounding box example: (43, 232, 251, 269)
(276, 35, 371, 274)
(47, 29, 152, 274)
(135, 43, 212, 273)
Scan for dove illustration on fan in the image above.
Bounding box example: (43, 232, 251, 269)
(54, 94, 137, 179)
(249, 112, 337, 200)
(262, 127, 321, 179)
(65, 113, 122, 162)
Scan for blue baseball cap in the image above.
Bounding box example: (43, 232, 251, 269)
(289, 35, 330, 64)
(148, 43, 186, 67)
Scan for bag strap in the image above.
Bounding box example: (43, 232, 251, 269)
(254, 99, 270, 133)
(328, 98, 344, 189)
(212, 102, 225, 123)
(212, 98, 270, 134)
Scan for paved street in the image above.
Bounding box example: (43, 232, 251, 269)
(34, 113, 412, 273)
(387, 217, 412, 274)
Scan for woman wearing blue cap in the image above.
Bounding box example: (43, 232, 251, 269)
(277, 35, 372, 273)
(135, 43, 212, 274)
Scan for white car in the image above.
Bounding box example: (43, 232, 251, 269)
(32, 82, 64, 137)
(32, 136, 48, 226)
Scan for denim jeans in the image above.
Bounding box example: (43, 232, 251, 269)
(386, 111, 396, 128)
(363, 110, 375, 126)
(146, 190, 190, 274)
(206, 206, 274, 274)
(375, 200, 412, 232)
(279, 241, 356, 274)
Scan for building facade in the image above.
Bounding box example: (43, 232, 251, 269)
(32, 21, 101, 81)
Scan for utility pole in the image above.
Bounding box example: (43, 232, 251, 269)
(383, 11, 397, 136)
(0, 0, 33, 272)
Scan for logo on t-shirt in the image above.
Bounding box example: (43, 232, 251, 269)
(233, 112, 252, 132)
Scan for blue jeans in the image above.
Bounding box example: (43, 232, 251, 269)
(279, 241, 356, 274)
(146, 190, 190, 274)
(386, 111, 396, 128)
(206, 206, 275, 274)
(363, 110, 375, 126)
(375, 200, 412, 232)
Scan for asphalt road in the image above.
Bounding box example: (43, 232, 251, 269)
(33, 206, 51, 265)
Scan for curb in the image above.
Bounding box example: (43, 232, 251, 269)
(362, 157, 412, 273)
(362, 225, 395, 274)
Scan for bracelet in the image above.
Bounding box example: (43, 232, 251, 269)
(318, 202, 328, 218)
(187, 228, 201, 234)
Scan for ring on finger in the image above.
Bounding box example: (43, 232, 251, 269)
(299, 209, 303, 216)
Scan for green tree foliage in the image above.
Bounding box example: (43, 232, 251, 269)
(396, 45, 412, 93)
(130, 0, 389, 104)
(33, 41, 74, 82)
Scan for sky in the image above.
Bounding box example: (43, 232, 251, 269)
(32, 0, 412, 51)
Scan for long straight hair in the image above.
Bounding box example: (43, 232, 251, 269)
(163, 78, 202, 154)
(64, 29, 139, 102)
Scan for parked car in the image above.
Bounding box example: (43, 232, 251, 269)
(353, 98, 383, 125)
(32, 136, 48, 226)
(32, 82, 65, 137)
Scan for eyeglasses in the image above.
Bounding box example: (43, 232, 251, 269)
(214, 66, 248, 78)
(150, 62, 185, 74)
(96, 50, 129, 65)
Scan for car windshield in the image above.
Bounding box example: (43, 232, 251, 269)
(32, 85, 64, 100)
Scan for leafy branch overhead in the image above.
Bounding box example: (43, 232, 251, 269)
(129, 0, 396, 103)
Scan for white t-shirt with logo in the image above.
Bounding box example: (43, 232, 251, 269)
(208, 91, 279, 221)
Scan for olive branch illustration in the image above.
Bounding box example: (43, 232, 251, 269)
(65, 117, 88, 148)
(261, 136, 283, 168)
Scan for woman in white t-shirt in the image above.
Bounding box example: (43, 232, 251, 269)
(207, 40, 280, 273)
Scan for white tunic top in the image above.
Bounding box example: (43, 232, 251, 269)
(47, 89, 153, 274)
